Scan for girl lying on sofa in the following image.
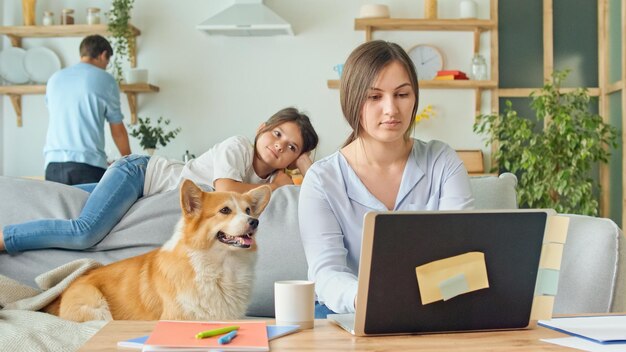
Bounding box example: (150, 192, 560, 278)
(0, 107, 318, 254)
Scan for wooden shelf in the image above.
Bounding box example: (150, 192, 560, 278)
(354, 18, 497, 32)
(0, 24, 140, 38)
(0, 24, 140, 66)
(327, 79, 497, 89)
(355, 18, 494, 52)
(0, 83, 159, 126)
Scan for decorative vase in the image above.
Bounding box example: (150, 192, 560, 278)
(22, 0, 37, 26)
(424, 0, 437, 19)
(144, 148, 155, 156)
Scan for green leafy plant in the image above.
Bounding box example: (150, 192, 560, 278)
(474, 70, 618, 216)
(107, 0, 135, 82)
(129, 117, 181, 150)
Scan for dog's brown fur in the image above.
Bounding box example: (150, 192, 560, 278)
(44, 180, 271, 322)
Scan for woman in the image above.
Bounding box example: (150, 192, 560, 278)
(298, 41, 474, 317)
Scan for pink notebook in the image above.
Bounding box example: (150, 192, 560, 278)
(144, 320, 269, 351)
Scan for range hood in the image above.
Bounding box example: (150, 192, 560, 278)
(197, 0, 294, 36)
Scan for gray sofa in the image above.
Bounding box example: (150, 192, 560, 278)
(0, 174, 623, 316)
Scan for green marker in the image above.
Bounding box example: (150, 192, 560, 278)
(195, 325, 239, 339)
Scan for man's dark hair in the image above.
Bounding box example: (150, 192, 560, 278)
(79, 35, 113, 59)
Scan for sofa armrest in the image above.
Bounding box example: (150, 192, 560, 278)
(612, 231, 626, 312)
(555, 214, 624, 314)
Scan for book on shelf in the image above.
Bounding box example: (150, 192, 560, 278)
(118, 324, 300, 351)
(436, 70, 465, 76)
(435, 70, 469, 80)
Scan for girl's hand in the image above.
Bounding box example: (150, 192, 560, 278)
(294, 153, 313, 176)
(271, 170, 294, 190)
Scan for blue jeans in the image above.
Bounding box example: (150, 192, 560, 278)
(315, 302, 337, 319)
(3, 155, 149, 253)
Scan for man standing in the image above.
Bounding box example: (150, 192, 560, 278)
(44, 35, 131, 185)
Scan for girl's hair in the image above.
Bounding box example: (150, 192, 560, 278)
(340, 40, 420, 147)
(256, 107, 319, 154)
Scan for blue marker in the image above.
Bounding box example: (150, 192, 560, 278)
(218, 329, 238, 345)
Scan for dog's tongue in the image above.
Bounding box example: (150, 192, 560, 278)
(240, 236, 254, 246)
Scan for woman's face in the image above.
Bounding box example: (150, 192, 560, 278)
(359, 61, 416, 143)
(255, 121, 304, 170)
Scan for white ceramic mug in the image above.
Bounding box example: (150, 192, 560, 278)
(126, 68, 148, 84)
(274, 280, 315, 329)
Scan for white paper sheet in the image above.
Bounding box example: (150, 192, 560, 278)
(538, 316, 626, 343)
(541, 337, 626, 352)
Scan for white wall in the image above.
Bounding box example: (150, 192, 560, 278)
(1, 0, 492, 177)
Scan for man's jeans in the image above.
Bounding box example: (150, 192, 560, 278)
(45, 161, 107, 185)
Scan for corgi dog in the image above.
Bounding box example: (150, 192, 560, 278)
(45, 180, 271, 322)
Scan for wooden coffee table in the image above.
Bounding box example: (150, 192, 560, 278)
(79, 319, 575, 351)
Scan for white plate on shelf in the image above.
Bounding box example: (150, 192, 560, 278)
(24, 47, 61, 84)
(0, 47, 29, 84)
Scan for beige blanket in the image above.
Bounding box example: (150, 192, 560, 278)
(0, 259, 107, 352)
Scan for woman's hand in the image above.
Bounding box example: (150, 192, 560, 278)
(294, 153, 314, 176)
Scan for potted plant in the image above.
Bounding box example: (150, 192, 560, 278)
(473, 70, 618, 216)
(107, 0, 135, 82)
(129, 117, 181, 155)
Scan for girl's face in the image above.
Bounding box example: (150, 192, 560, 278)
(359, 61, 416, 143)
(256, 121, 304, 170)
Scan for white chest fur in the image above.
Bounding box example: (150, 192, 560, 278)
(176, 249, 257, 320)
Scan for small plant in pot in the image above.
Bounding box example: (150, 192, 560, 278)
(129, 117, 181, 155)
(473, 69, 618, 216)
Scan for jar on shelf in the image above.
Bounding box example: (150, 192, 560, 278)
(42, 11, 54, 26)
(470, 54, 488, 80)
(459, 0, 478, 19)
(86, 8, 101, 25)
(61, 8, 75, 25)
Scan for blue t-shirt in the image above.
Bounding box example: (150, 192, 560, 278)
(44, 62, 123, 169)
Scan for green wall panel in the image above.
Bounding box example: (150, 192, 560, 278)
(499, 0, 543, 88)
(609, 0, 623, 83)
(608, 91, 623, 226)
(553, 0, 599, 88)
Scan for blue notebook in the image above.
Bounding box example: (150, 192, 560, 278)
(117, 325, 300, 349)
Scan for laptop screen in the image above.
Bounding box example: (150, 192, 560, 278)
(357, 210, 549, 335)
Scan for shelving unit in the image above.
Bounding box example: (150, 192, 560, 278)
(0, 24, 140, 66)
(328, 0, 499, 116)
(0, 84, 159, 127)
(0, 24, 159, 126)
(327, 79, 497, 90)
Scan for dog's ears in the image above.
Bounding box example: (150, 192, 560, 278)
(245, 185, 272, 216)
(180, 179, 203, 217)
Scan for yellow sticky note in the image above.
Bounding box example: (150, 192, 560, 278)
(530, 295, 555, 320)
(544, 216, 570, 244)
(415, 252, 489, 305)
(539, 243, 564, 270)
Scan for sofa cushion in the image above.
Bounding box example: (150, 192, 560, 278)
(470, 172, 518, 209)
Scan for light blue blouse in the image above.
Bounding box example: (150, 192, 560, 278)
(298, 139, 475, 313)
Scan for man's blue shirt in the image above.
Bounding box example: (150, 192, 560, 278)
(44, 62, 123, 169)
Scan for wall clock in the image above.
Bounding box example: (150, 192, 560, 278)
(407, 44, 444, 80)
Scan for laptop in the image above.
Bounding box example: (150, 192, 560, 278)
(328, 209, 556, 336)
